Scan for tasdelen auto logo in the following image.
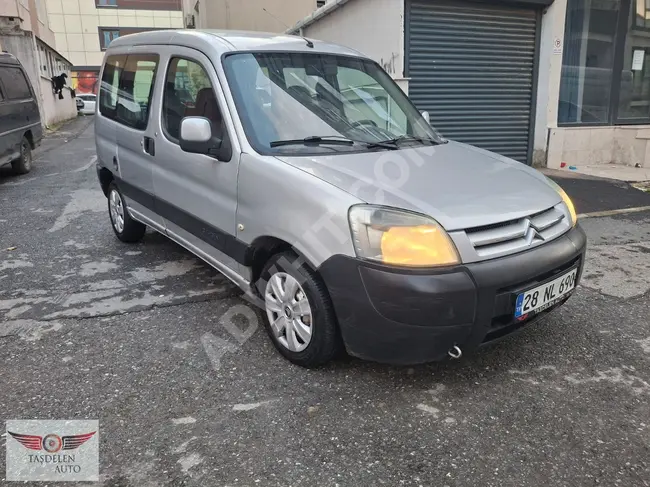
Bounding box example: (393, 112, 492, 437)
(6, 420, 99, 481)
(8, 431, 96, 453)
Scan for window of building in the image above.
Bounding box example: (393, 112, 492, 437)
(558, 0, 619, 124)
(317, 0, 326, 7)
(101, 30, 120, 49)
(96, 0, 181, 8)
(559, 0, 650, 125)
(162, 57, 228, 145)
(99, 54, 159, 130)
(0, 67, 32, 100)
(634, 0, 650, 28)
(39, 46, 47, 74)
(616, 3, 650, 121)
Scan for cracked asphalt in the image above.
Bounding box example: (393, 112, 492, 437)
(1, 117, 650, 487)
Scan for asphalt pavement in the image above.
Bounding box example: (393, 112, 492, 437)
(546, 169, 650, 214)
(1, 117, 650, 487)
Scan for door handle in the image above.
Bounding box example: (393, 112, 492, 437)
(143, 136, 155, 156)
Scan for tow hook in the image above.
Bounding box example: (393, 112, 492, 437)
(448, 346, 462, 360)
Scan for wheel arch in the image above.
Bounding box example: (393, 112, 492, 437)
(246, 236, 318, 288)
(23, 130, 35, 149)
(98, 168, 114, 197)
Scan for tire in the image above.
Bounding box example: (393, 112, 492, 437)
(257, 251, 342, 368)
(107, 182, 146, 243)
(11, 137, 32, 175)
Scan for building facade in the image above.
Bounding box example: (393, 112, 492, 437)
(550, 0, 650, 169)
(182, 0, 320, 32)
(45, 0, 184, 94)
(289, 0, 650, 169)
(0, 0, 77, 126)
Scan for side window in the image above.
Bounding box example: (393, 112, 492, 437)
(0, 67, 32, 100)
(162, 57, 228, 144)
(99, 55, 126, 116)
(99, 54, 158, 130)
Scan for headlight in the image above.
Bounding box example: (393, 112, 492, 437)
(348, 205, 460, 267)
(546, 178, 577, 226)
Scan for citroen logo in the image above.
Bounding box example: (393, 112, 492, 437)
(524, 219, 545, 245)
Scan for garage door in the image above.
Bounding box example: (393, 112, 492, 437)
(407, 0, 539, 163)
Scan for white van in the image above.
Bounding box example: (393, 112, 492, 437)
(95, 30, 586, 367)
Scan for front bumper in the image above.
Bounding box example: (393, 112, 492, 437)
(318, 224, 587, 365)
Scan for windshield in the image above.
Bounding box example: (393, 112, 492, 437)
(222, 52, 444, 155)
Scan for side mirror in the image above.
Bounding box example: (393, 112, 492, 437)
(179, 116, 231, 161)
(421, 111, 430, 124)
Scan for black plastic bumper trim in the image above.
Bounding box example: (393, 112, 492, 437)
(318, 225, 587, 365)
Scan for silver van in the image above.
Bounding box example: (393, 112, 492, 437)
(95, 30, 586, 367)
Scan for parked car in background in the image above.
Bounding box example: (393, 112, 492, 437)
(77, 93, 97, 115)
(0, 52, 42, 175)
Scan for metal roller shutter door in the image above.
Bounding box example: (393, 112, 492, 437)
(407, 0, 538, 163)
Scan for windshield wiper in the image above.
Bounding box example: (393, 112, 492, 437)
(367, 135, 439, 148)
(269, 135, 407, 151)
(270, 136, 355, 148)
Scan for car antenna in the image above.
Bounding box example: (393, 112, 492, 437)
(262, 7, 314, 48)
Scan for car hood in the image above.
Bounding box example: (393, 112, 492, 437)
(274, 141, 562, 231)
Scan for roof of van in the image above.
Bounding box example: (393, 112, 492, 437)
(0, 52, 22, 66)
(106, 29, 363, 58)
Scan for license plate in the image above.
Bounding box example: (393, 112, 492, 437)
(514, 268, 578, 318)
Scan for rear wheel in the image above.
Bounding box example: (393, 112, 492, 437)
(257, 251, 341, 368)
(107, 182, 145, 243)
(11, 137, 32, 175)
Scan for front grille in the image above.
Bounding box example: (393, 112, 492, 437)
(465, 206, 568, 259)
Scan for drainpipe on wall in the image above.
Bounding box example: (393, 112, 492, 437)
(29, 32, 47, 127)
(286, 0, 353, 34)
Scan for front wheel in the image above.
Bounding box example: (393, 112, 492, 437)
(257, 251, 342, 368)
(11, 137, 32, 175)
(107, 182, 146, 243)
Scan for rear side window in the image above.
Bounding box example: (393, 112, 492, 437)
(99, 54, 158, 130)
(0, 67, 32, 100)
(99, 55, 126, 114)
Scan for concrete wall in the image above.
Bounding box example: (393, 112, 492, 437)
(532, 0, 567, 167)
(39, 79, 77, 125)
(28, 0, 56, 48)
(547, 126, 650, 169)
(45, 0, 183, 68)
(0, 0, 23, 18)
(0, 31, 77, 127)
(0, 32, 42, 105)
(200, 0, 316, 33)
(299, 0, 406, 89)
(181, 0, 206, 29)
(0, 0, 33, 32)
(0, 0, 56, 48)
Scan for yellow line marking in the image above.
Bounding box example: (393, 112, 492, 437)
(578, 205, 650, 219)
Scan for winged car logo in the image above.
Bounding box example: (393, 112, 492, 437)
(8, 431, 96, 453)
